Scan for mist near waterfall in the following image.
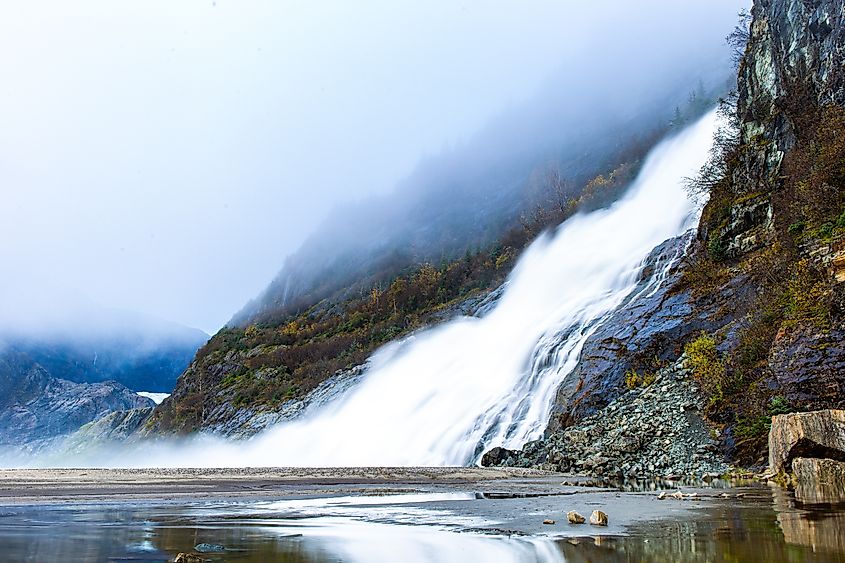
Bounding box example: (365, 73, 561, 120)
(0, 1, 744, 333)
(20, 109, 721, 468)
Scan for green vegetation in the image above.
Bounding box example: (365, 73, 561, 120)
(733, 395, 794, 450)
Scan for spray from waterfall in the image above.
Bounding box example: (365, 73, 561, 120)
(21, 109, 719, 468)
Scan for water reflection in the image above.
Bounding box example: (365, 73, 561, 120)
(774, 484, 845, 555)
(3, 487, 845, 562)
(560, 486, 845, 562)
(0, 496, 561, 563)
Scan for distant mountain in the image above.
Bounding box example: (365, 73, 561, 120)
(1, 305, 208, 393)
(0, 348, 153, 454)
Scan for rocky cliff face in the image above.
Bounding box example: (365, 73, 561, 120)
(0, 349, 153, 457)
(524, 0, 845, 472)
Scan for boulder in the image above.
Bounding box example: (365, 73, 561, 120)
(768, 410, 845, 474)
(792, 458, 845, 504)
(480, 446, 518, 467)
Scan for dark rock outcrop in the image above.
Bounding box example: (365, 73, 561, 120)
(480, 446, 520, 468)
(769, 327, 845, 410)
(548, 233, 754, 431)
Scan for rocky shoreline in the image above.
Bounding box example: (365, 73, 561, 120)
(484, 356, 730, 478)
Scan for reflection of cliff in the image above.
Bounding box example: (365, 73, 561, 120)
(773, 485, 845, 554)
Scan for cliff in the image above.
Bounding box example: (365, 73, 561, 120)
(530, 0, 845, 470)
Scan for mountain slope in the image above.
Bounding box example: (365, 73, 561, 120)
(150, 92, 726, 435)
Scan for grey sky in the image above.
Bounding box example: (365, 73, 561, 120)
(0, 0, 745, 333)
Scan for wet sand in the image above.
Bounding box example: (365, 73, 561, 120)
(0, 467, 730, 537)
(0, 467, 552, 502)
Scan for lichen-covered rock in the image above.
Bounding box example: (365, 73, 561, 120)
(768, 410, 845, 474)
(792, 457, 845, 504)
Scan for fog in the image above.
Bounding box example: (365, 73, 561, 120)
(0, 0, 745, 334)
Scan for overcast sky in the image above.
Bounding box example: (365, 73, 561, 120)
(0, 0, 745, 334)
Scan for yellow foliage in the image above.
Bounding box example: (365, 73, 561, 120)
(685, 333, 728, 402)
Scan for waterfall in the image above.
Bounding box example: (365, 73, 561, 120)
(210, 109, 717, 467)
(49, 110, 717, 469)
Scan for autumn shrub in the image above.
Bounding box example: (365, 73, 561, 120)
(685, 333, 728, 405)
(785, 259, 831, 329)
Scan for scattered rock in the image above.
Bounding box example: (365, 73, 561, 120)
(589, 510, 608, 526)
(542, 519, 555, 525)
(490, 356, 729, 477)
(567, 511, 586, 524)
(173, 554, 205, 563)
(657, 491, 666, 500)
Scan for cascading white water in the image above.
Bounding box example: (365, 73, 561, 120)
(40, 110, 716, 469)
(194, 109, 717, 467)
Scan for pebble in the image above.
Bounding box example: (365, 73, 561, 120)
(567, 511, 586, 524)
(589, 510, 608, 526)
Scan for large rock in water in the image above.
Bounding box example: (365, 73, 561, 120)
(768, 410, 845, 475)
